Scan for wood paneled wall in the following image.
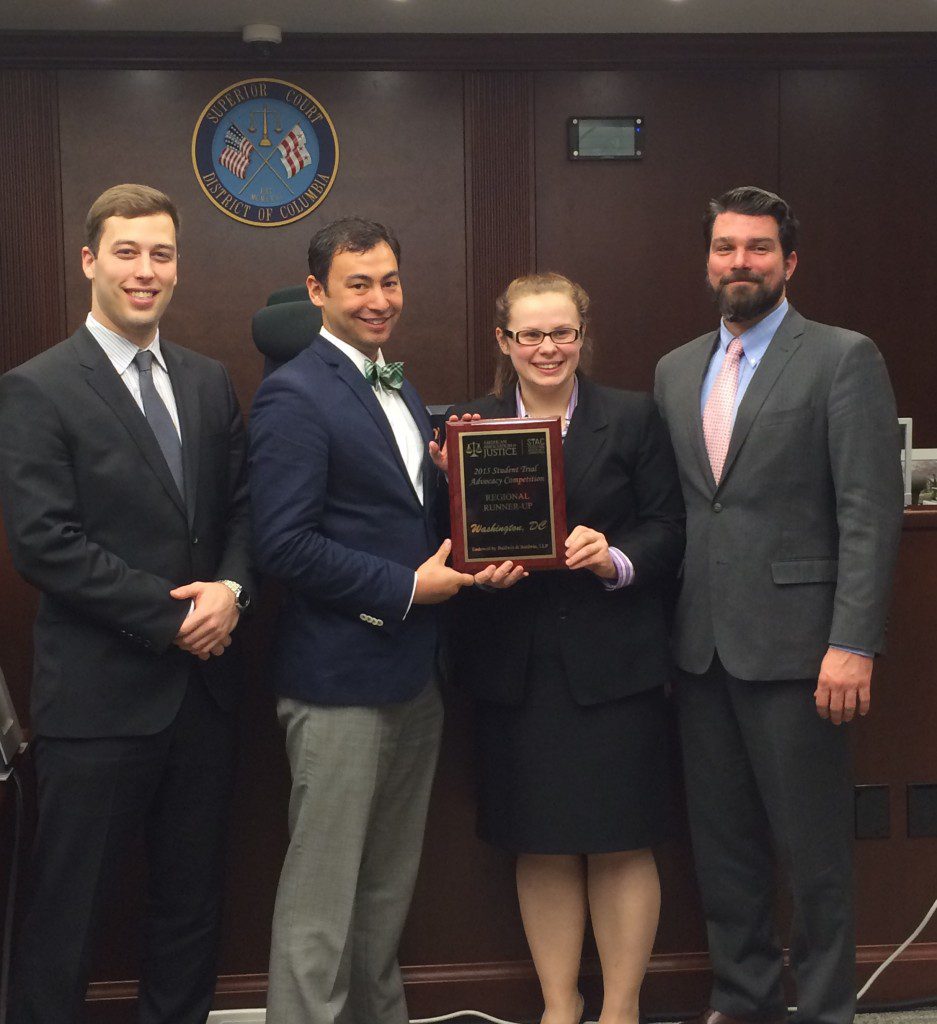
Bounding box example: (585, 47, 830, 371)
(1, 34, 937, 1020)
(779, 68, 937, 441)
(534, 69, 780, 390)
(464, 71, 536, 395)
(0, 70, 65, 372)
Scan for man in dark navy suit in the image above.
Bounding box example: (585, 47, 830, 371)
(0, 184, 253, 1024)
(249, 217, 473, 1024)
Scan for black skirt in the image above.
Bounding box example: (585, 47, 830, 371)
(474, 618, 674, 855)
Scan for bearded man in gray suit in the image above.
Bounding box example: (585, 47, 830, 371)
(654, 186, 903, 1024)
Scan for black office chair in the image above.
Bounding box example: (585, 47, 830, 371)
(252, 286, 322, 376)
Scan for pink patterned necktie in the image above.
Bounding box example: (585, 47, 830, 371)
(703, 337, 744, 484)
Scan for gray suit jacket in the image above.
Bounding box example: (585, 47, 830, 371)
(654, 305, 903, 681)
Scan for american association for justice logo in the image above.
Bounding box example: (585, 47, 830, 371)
(191, 78, 339, 228)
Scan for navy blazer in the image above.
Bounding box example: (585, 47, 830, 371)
(248, 335, 440, 706)
(446, 375, 685, 706)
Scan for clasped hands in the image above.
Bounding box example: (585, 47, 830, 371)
(171, 580, 239, 660)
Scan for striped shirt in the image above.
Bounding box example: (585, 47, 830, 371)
(85, 314, 182, 441)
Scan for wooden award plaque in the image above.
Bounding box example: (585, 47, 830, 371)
(446, 417, 568, 573)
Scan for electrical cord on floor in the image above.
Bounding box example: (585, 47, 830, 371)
(411, 1012, 526, 1024)
(856, 894, 937, 1001)
(0, 765, 25, 1024)
(410, 1011, 604, 1024)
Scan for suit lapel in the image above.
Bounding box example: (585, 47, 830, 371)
(719, 308, 806, 485)
(75, 327, 187, 517)
(484, 393, 517, 419)
(478, 380, 607, 510)
(162, 340, 200, 527)
(683, 332, 721, 492)
(316, 337, 424, 506)
(563, 377, 608, 502)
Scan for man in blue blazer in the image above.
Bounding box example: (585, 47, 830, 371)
(248, 217, 473, 1024)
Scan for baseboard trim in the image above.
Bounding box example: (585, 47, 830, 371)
(84, 943, 937, 1020)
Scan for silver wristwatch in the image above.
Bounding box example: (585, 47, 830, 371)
(219, 579, 250, 611)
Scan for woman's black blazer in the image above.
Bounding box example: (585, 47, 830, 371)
(446, 374, 685, 706)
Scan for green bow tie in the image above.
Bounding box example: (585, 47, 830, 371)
(364, 359, 404, 391)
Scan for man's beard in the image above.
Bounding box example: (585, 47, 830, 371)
(711, 272, 784, 322)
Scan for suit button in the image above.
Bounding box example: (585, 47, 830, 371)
(191, 535, 200, 545)
(712, 501, 723, 513)
(375, 618, 383, 627)
(359, 613, 368, 622)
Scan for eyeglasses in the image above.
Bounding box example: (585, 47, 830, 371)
(502, 326, 583, 347)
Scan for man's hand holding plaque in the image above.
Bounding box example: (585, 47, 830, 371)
(412, 539, 475, 604)
(431, 414, 529, 588)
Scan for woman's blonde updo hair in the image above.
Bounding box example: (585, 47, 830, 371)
(492, 272, 591, 399)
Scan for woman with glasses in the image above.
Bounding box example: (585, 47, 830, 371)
(436, 272, 684, 1024)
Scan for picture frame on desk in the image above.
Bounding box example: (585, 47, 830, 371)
(0, 665, 24, 769)
(910, 448, 937, 506)
(899, 418, 912, 506)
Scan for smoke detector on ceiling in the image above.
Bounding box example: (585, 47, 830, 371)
(242, 23, 282, 57)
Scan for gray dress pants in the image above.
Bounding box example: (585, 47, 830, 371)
(676, 656, 855, 1024)
(266, 681, 443, 1024)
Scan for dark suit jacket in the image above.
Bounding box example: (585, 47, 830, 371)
(0, 325, 254, 738)
(446, 375, 685, 706)
(247, 334, 440, 706)
(654, 305, 904, 680)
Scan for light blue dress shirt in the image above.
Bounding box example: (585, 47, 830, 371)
(699, 298, 789, 419)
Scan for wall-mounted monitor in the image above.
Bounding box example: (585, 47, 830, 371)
(568, 116, 644, 160)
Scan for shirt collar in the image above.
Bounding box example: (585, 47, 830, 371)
(515, 375, 579, 431)
(85, 313, 166, 373)
(319, 325, 385, 377)
(718, 297, 789, 368)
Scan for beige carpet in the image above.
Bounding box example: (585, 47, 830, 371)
(651, 1015, 937, 1024)
(855, 1014, 937, 1024)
